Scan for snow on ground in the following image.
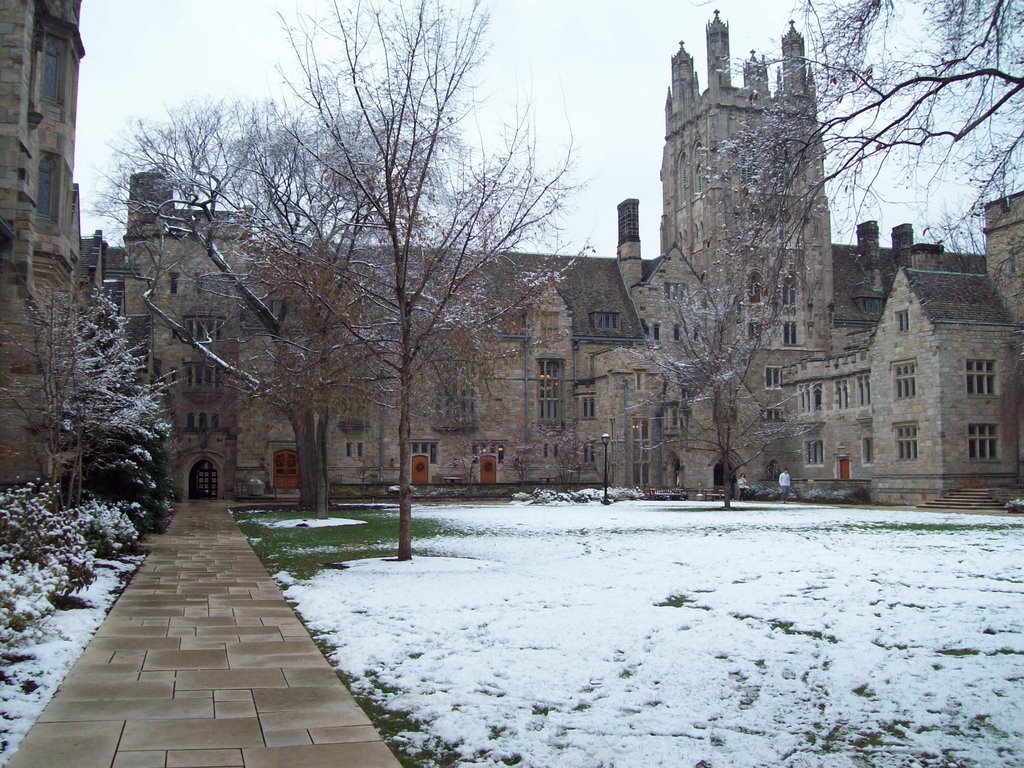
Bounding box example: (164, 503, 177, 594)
(256, 517, 368, 529)
(0, 558, 140, 766)
(283, 502, 1024, 768)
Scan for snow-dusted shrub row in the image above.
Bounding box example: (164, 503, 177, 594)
(77, 499, 141, 558)
(0, 485, 142, 650)
(1007, 498, 1024, 514)
(511, 487, 646, 504)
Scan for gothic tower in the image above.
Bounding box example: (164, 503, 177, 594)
(658, 14, 834, 354)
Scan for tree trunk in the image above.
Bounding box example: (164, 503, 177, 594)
(315, 407, 329, 520)
(291, 407, 331, 518)
(397, 364, 413, 561)
(291, 409, 317, 510)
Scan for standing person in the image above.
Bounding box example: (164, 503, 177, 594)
(779, 468, 792, 503)
(737, 473, 749, 500)
(729, 471, 737, 500)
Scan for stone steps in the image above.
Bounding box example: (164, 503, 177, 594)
(917, 488, 1007, 512)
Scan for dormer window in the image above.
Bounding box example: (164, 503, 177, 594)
(859, 296, 882, 314)
(594, 312, 620, 331)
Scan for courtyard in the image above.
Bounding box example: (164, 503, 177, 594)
(237, 501, 1024, 767)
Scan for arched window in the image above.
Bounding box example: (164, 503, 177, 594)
(782, 279, 797, 306)
(747, 271, 764, 303)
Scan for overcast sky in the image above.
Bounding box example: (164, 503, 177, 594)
(76, 0, 954, 258)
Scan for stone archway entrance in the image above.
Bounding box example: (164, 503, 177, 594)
(188, 459, 218, 499)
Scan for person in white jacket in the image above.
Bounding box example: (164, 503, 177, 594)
(779, 469, 792, 503)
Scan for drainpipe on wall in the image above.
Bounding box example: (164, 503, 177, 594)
(622, 378, 630, 486)
(523, 335, 531, 482)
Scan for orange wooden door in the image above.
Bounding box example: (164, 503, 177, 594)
(412, 454, 430, 484)
(838, 458, 851, 480)
(480, 455, 497, 483)
(274, 450, 299, 489)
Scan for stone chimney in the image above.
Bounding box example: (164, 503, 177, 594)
(910, 242, 945, 272)
(856, 221, 880, 270)
(891, 223, 914, 267)
(617, 199, 642, 288)
(856, 220, 881, 290)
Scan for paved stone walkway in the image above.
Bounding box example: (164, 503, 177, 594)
(8, 501, 401, 768)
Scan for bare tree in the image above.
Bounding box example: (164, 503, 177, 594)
(102, 100, 371, 518)
(289, 0, 573, 559)
(802, 0, 1023, 215)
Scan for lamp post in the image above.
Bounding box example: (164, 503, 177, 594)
(601, 433, 611, 505)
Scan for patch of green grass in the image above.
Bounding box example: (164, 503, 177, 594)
(656, 594, 697, 608)
(936, 647, 980, 657)
(233, 506, 465, 580)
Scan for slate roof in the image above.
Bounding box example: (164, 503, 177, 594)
(831, 244, 986, 324)
(905, 269, 1017, 325)
(499, 253, 645, 341)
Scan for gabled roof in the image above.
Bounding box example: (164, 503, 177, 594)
(500, 253, 644, 341)
(831, 244, 986, 324)
(904, 269, 1016, 326)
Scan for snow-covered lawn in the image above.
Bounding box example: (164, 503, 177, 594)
(0, 558, 140, 765)
(282, 502, 1024, 767)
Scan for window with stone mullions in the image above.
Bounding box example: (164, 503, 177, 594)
(834, 379, 849, 409)
(968, 424, 998, 460)
(894, 362, 916, 399)
(895, 424, 918, 460)
(966, 359, 995, 395)
(538, 360, 561, 423)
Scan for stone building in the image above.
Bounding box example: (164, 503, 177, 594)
(105, 13, 1024, 504)
(4, 8, 1022, 505)
(0, 0, 84, 484)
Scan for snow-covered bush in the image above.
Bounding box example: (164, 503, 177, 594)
(1007, 498, 1024, 514)
(800, 485, 869, 504)
(743, 482, 784, 501)
(511, 487, 645, 504)
(0, 560, 59, 650)
(75, 499, 140, 558)
(0, 485, 95, 649)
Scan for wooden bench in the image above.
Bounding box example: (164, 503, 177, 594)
(697, 487, 726, 501)
(645, 487, 689, 501)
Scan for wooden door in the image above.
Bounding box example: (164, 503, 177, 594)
(189, 460, 218, 499)
(480, 455, 497, 484)
(274, 450, 299, 489)
(839, 457, 851, 480)
(412, 454, 430, 484)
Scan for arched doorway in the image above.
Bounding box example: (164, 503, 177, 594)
(411, 454, 430, 484)
(669, 454, 683, 487)
(273, 450, 299, 489)
(480, 455, 497, 484)
(189, 459, 218, 499)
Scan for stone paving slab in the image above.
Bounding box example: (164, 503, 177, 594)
(6, 501, 402, 768)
